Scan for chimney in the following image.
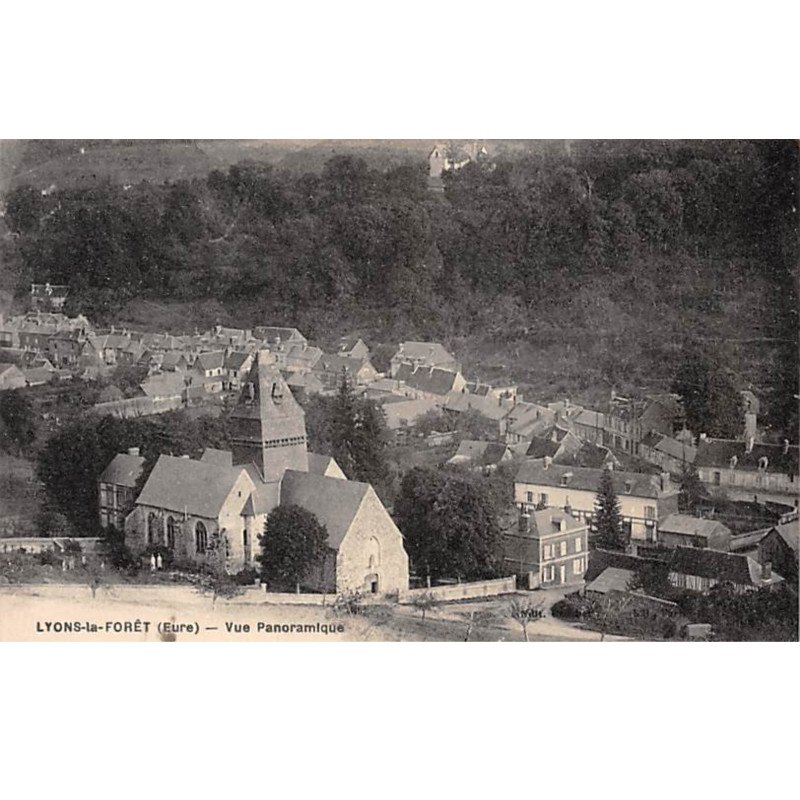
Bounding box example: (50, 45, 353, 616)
(660, 472, 670, 491)
(783, 439, 790, 455)
(761, 561, 772, 581)
(564, 502, 573, 517)
(518, 511, 530, 535)
(745, 435, 754, 454)
(127, 447, 140, 457)
(543, 456, 552, 470)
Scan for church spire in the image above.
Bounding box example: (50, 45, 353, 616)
(228, 349, 308, 481)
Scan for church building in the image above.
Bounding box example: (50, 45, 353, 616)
(118, 350, 410, 595)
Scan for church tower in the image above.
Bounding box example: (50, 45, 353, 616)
(228, 349, 309, 482)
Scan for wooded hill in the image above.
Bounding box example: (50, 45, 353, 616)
(2, 140, 797, 435)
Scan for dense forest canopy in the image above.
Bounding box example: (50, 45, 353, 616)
(2, 140, 797, 434)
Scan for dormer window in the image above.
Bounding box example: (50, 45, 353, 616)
(625, 480, 632, 493)
(271, 382, 283, 404)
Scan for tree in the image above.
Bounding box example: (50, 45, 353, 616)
(507, 596, 544, 642)
(257, 505, 328, 592)
(671, 346, 744, 438)
(394, 467, 503, 582)
(410, 592, 436, 622)
(678, 461, 705, 512)
(595, 467, 625, 550)
(0, 389, 37, 452)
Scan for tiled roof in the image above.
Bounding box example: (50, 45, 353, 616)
(99, 453, 145, 487)
(136, 455, 249, 519)
(668, 546, 782, 587)
(307, 453, 346, 479)
(448, 440, 510, 466)
(515, 460, 675, 499)
(382, 397, 442, 430)
(772, 520, 799, 553)
(695, 439, 799, 475)
(397, 364, 463, 397)
(586, 567, 635, 595)
(200, 448, 233, 467)
(394, 341, 456, 365)
(659, 514, 731, 539)
(197, 350, 225, 371)
(280, 470, 370, 549)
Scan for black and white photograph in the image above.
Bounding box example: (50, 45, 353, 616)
(0, 137, 796, 643)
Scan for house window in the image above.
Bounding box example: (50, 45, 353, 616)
(574, 536, 582, 553)
(526, 491, 533, 503)
(560, 541, 567, 557)
(644, 506, 656, 520)
(195, 521, 208, 554)
(539, 493, 549, 506)
(243, 529, 249, 548)
(573, 558, 583, 575)
(543, 544, 552, 560)
(713, 471, 721, 486)
(166, 516, 177, 549)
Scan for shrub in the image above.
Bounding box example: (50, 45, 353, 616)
(552, 594, 594, 620)
(233, 567, 260, 586)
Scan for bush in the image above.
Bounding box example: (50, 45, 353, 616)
(232, 567, 260, 586)
(552, 594, 595, 620)
(37, 549, 59, 567)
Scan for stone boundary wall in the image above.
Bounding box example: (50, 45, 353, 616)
(399, 576, 517, 604)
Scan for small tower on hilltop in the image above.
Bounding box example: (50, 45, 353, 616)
(228, 349, 309, 482)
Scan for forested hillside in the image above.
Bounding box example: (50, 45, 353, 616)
(2, 140, 797, 434)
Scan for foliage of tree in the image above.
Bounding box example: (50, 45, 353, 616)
(594, 467, 625, 550)
(0, 389, 37, 453)
(36, 410, 228, 535)
(257, 504, 329, 592)
(394, 466, 504, 582)
(4, 141, 797, 435)
(304, 373, 390, 489)
(678, 461, 706, 512)
(671, 346, 744, 438)
(506, 596, 544, 642)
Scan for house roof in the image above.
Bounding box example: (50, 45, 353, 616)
(0, 363, 24, 378)
(394, 341, 456, 365)
(382, 397, 442, 430)
(448, 440, 510, 467)
(668, 546, 783, 587)
(225, 351, 251, 370)
(772, 520, 799, 553)
(653, 434, 697, 462)
(99, 453, 145, 487)
(515, 460, 675, 499)
(254, 326, 306, 344)
(574, 408, 605, 429)
(139, 372, 186, 398)
(659, 514, 731, 539)
(586, 567, 635, 595)
(315, 353, 372, 376)
(307, 453, 346, 479)
(197, 350, 225, 371)
(695, 439, 799, 475)
(135, 455, 248, 519)
(280, 470, 370, 550)
(397, 363, 464, 396)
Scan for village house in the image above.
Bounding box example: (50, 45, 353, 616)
(117, 351, 409, 594)
(98, 448, 146, 530)
(504, 508, 589, 589)
(667, 547, 784, 593)
(757, 519, 798, 583)
(276, 342, 323, 374)
(657, 514, 732, 551)
(284, 371, 324, 402)
(312, 353, 378, 391)
(381, 396, 443, 445)
(390, 341, 460, 377)
(447, 440, 513, 472)
(639, 432, 697, 475)
(504, 401, 557, 445)
(224, 350, 254, 390)
(515, 460, 679, 544)
(337, 336, 370, 360)
(443, 391, 514, 438)
(253, 326, 307, 349)
(0, 363, 26, 391)
(397, 363, 468, 400)
(695, 437, 799, 505)
(29, 282, 69, 311)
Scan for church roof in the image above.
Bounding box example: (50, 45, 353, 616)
(135, 455, 247, 518)
(281, 470, 370, 549)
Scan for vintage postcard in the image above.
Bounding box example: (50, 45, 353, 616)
(0, 139, 797, 642)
